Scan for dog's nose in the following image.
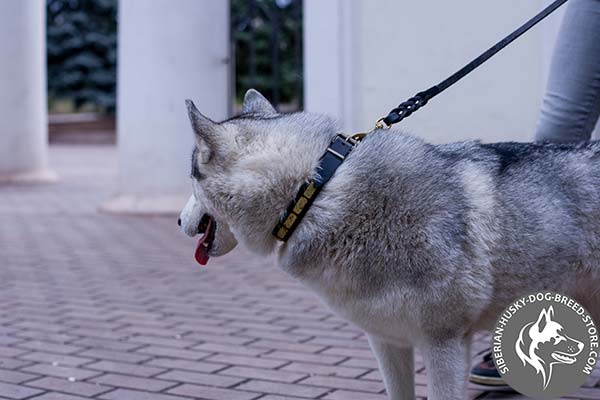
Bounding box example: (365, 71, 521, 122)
(177, 218, 181, 226)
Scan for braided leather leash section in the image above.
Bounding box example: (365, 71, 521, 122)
(382, 87, 440, 127)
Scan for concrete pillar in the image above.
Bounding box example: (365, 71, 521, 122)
(304, 0, 550, 143)
(103, 0, 229, 214)
(0, 0, 54, 183)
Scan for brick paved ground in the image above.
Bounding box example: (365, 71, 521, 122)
(0, 144, 598, 400)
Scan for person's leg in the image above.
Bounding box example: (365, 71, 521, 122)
(535, 0, 600, 142)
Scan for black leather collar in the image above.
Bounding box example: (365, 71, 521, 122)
(273, 134, 359, 242)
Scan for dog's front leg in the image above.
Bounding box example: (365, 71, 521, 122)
(422, 337, 470, 400)
(367, 335, 415, 400)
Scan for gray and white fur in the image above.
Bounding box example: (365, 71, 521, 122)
(180, 89, 600, 400)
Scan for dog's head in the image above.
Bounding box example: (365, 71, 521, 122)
(515, 306, 584, 388)
(179, 89, 336, 265)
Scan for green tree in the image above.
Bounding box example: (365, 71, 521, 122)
(231, 0, 303, 109)
(47, 0, 117, 113)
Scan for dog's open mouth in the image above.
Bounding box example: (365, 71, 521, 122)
(552, 351, 577, 364)
(194, 214, 216, 266)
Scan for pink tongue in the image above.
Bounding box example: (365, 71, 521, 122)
(194, 219, 213, 266)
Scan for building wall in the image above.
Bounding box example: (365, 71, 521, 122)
(305, 0, 571, 144)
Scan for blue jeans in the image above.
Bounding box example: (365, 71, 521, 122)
(535, 0, 600, 142)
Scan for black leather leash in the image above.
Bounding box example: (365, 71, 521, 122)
(377, 0, 569, 129)
(273, 0, 569, 242)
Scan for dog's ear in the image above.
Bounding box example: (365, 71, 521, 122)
(185, 99, 220, 163)
(242, 89, 277, 115)
(535, 307, 551, 333)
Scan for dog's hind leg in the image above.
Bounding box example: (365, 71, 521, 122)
(367, 335, 415, 400)
(422, 336, 471, 400)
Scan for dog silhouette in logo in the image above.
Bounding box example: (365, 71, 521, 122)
(515, 306, 584, 389)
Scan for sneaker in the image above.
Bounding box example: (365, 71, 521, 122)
(469, 351, 507, 386)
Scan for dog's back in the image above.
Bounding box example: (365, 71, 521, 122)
(474, 142, 600, 271)
(452, 140, 600, 275)
(477, 140, 600, 319)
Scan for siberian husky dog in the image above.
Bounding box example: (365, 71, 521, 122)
(179, 89, 600, 400)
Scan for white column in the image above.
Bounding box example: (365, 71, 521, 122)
(304, 0, 548, 143)
(104, 0, 230, 214)
(0, 0, 54, 183)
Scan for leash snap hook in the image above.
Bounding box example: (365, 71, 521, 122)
(375, 117, 391, 130)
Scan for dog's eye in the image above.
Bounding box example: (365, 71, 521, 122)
(191, 165, 206, 180)
(191, 148, 206, 180)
